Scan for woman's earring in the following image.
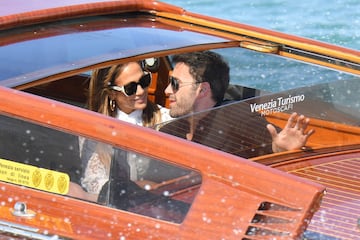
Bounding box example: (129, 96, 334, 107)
(110, 99, 116, 112)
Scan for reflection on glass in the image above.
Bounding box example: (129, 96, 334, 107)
(157, 48, 360, 159)
(80, 138, 200, 223)
(0, 114, 201, 223)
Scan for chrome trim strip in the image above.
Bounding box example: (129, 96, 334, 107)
(0, 220, 61, 240)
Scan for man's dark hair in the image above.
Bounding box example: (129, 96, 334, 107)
(172, 51, 230, 104)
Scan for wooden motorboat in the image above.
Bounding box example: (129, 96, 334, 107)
(0, 0, 359, 239)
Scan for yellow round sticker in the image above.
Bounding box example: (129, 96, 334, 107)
(57, 175, 68, 194)
(32, 169, 42, 187)
(44, 172, 55, 190)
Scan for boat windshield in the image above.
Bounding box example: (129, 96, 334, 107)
(157, 47, 360, 159)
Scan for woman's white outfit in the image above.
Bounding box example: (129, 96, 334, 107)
(81, 106, 171, 194)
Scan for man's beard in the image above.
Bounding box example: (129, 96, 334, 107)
(169, 103, 192, 118)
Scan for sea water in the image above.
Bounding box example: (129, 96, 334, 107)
(164, 0, 360, 50)
(163, 0, 360, 91)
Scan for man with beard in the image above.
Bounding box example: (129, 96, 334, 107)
(160, 51, 314, 158)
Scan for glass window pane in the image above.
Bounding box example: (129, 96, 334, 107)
(158, 48, 360, 158)
(0, 114, 81, 194)
(80, 138, 199, 223)
(0, 15, 229, 85)
(0, 114, 201, 223)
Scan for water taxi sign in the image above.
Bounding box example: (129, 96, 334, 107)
(0, 158, 69, 194)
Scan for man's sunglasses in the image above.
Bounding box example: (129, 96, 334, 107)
(169, 76, 200, 92)
(109, 72, 151, 96)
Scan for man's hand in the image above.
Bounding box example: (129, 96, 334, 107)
(267, 112, 315, 153)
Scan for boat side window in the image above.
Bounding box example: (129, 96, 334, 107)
(0, 113, 200, 223)
(158, 48, 360, 159)
(0, 114, 82, 194)
(159, 76, 360, 159)
(80, 138, 200, 223)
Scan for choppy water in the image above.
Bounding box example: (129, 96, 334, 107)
(164, 0, 360, 50)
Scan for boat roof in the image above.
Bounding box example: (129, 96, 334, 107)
(0, 0, 183, 25)
(0, 0, 113, 15)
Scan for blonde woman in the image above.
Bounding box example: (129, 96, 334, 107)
(81, 61, 171, 196)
